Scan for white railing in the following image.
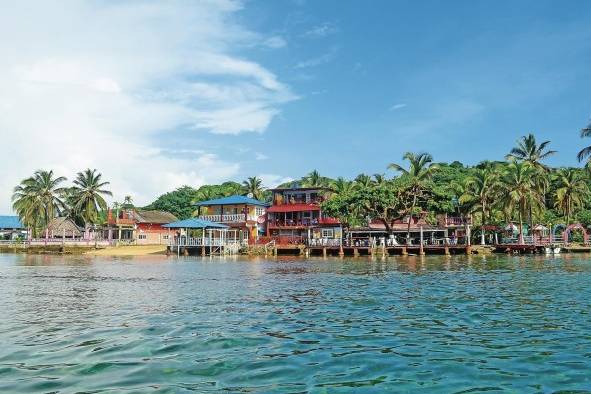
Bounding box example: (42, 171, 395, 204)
(170, 237, 225, 247)
(199, 214, 246, 223)
(308, 238, 342, 247)
(28, 239, 113, 246)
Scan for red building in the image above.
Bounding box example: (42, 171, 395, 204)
(265, 186, 341, 245)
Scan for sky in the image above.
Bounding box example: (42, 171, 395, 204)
(1, 0, 591, 213)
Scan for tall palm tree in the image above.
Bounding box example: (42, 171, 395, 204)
(373, 174, 387, 185)
(122, 195, 134, 208)
(501, 162, 544, 244)
(69, 169, 112, 225)
(12, 170, 67, 235)
(388, 152, 439, 244)
(460, 168, 499, 245)
(505, 133, 557, 171)
(554, 168, 589, 225)
(577, 120, 591, 163)
(242, 176, 265, 200)
(506, 133, 555, 228)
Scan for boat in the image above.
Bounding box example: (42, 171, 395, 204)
(545, 246, 561, 254)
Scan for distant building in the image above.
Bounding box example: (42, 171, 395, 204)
(194, 195, 269, 244)
(266, 187, 341, 244)
(0, 216, 27, 240)
(107, 209, 178, 245)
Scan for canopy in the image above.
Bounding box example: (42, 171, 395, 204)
(532, 224, 549, 231)
(163, 218, 229, 229)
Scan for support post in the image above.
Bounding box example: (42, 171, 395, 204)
(419, 226, 425, 255)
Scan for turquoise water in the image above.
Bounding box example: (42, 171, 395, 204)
(1, 254, 591, 393)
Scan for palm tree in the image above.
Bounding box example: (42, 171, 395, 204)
(354, 173, 373, 188)
(12, 170, 67, 235)
(242, 176, 265, 200)
(501, 162, 544, 244)
(460, 168, 499, 245)
(69, 169, 112, 225)
(577, 120, 591, 163)
(388, 152, 439, 244)
(373, 174, 387, 185)
(303, 170, 325, 187)
(554, 168, 589, 225)
(505, 133, 557, 171)
(331, 177, 353, 195)
(506, 133, 555, 229)
(122, 195, 134, 209)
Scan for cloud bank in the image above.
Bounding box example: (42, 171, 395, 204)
(0, 0, 294, 212)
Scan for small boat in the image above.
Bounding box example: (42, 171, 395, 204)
(545, 246, 561, 254)
(553, 247, 561, 254)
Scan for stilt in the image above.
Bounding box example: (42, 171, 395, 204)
(323, 248, 327, 258)
(353, 248, 359, 257)
(401, 246, 407, 256)
(183, 248, 189, 256)
(419, 226, 425, 255)
(465, 245, 472, 255)
(444, 245, 450, 256)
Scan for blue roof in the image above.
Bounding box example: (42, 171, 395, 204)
(163, 218, 229, 229)
(194, 195, 269, 207)
(0, 216, 24, 229)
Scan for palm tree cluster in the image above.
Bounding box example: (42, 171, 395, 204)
(12, 169, 112, 235)
(320, 133, 591, 244)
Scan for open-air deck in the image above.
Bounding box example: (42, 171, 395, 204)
(198, 214, 251, 223)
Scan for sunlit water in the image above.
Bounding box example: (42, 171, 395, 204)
(1, 253, 591, 393)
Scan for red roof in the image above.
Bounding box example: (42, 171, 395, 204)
(267, 203, 321, 213)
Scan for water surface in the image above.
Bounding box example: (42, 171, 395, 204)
(1, 253, 590, 393)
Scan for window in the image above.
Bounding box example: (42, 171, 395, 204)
(162, 235, 169, 240)
(255, 207, 265, 217)
(321, 229, 334, 238)
(138, 234, 147, 240)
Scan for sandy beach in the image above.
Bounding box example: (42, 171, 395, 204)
(85, 245, 167, 256)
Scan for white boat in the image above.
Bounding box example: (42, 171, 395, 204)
(545, 246, 561, 254)
(553, 247, 561, 254)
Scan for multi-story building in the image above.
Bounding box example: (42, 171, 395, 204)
(194, 195, 269, 244)
(265, 187, 341, 244)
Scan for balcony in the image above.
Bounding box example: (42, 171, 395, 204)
(267, 217, 339, 228)
(199, 214, 246, 223)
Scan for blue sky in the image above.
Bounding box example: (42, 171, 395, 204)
(1, 0, 590, 211)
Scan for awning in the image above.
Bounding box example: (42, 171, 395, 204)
(267, 204, 321, 213)
(163, 218, 229, 229)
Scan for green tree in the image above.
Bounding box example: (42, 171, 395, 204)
(501, 162, 544, 244)
(303, 170, 327, 187)
(144, 186, 198, 220)
(12, 170, 68, 235)
(553, 168, 589, 225)
(577, 120, 591, 163)
(242, 176, 265, 200)
(388, 152, 439, 244)
(69, 169, 112, 225)
(460, 168, 499, 245)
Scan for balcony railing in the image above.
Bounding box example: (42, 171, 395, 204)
(445, 217, 472, 226)
(199, 214, 246, 223)
(267, 218, 339, 227)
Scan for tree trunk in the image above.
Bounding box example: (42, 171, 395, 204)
(406, 193, 417, 245)
(518, 209, 524, 245)
(480, 205, 486, 245)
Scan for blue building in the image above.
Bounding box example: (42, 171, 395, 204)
(0, 216, 27, 240)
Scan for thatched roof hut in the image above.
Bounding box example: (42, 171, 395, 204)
(45, 217, 83, 238)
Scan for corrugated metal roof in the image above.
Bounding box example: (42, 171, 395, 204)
(194, 195, 269, 207)
(0, 216, 24, 229)
(163, 218, 229, 229)
(134, 210, 178, 224)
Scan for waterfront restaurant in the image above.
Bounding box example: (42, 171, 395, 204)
(266, 186, 341, 245)
(194, 195, 269, 245)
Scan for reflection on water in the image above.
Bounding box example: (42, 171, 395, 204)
(1, 253, 591, 392)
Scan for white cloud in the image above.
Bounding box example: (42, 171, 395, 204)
(295, 47, 338, 69)
(0, 1, 294, 212)
(258, 174, 294, 189)
(389, 103, 407, 111)
(303, 23, 339, 38)
(255, 152, 268, 161)
(263, 36, 287, 49)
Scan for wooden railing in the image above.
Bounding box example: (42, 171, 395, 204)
(199, 214, 247, 223)
(445, 217, 472, 226)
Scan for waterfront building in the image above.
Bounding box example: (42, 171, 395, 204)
(194, 195, 269, 245)
(106, 209, 178, 245)
(0, 215, 27, 240)
(266, 186, 341, 245)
